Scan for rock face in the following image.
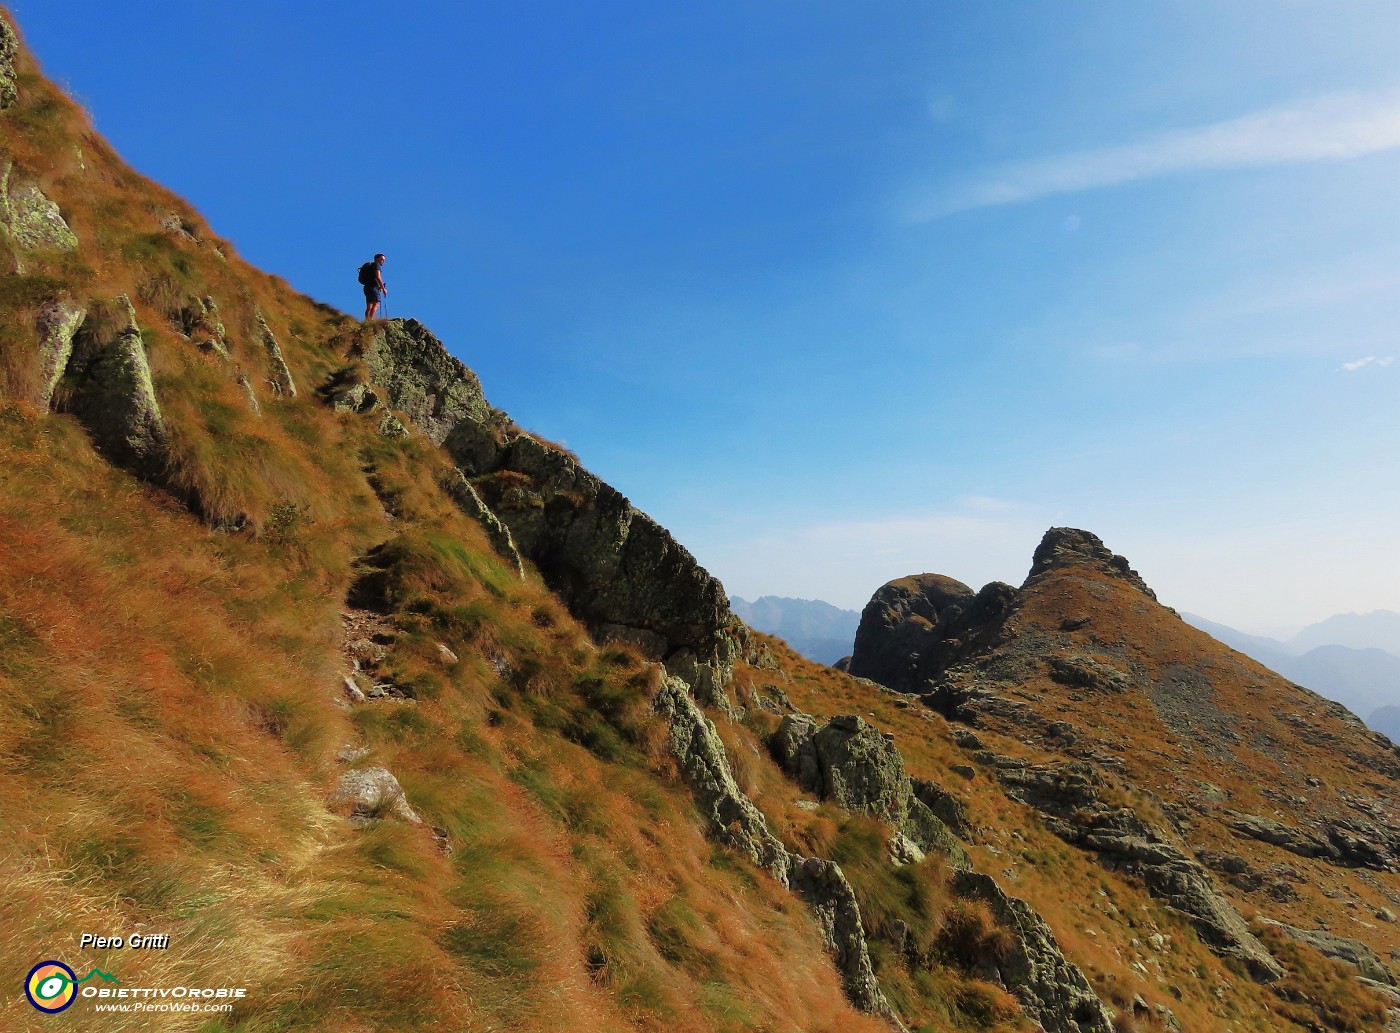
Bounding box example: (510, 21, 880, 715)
(954, 872, 1116, 1033)
(1260, 920, 1397, 986)
(0, 15, 17, 110)
(1, 162, 79, 268)
(346, 319, 740, 699)
(652, 678, 904, 1027)
(990, 757, 1283, 982)
(848, 573, 1016, 693)
(774, 712, 968, 866)
(1028, 527, 1157, 600)
(35, 301, 85, 407)
(440, 469, 525, 579)
(65, 297, 169, 472)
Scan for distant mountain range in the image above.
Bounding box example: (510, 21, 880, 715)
(1182, 611, 1400, 740)
(729, 595, 861, 666)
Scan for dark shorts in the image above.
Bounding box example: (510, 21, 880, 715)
(363, 284, 383, 303)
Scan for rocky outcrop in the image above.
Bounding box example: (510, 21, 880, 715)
(1226, 810, 1399, 872)
(654, 677, 791, 882)
(1259, 920, 1396, 986)
(1, 162, 79, 269)
(848, 573, 1016, 693)
(35, 300, 84, 407)
(0, 15, 17, 110)
(65, 296, 169, 473)
(440, 469, 525, 579)
(652, 677, 904, 1027)
(350, 319, 740, 699)
(954, 872, 1116, 1033)
(255, 307, 296, 397)
(774, 712, 969, 867)
(179, 296, 227, 358)
(991, 758, 1283, 981)
(1028, 527, 1157, 600)
(330, 767, 421, 825)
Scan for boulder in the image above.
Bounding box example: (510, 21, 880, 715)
(330, 767, 421, 825)
(652, 678, 903, 1027)
(66, 296, 168, 473)
(996, 760, 1283, 981)
(1, 162, 79, 266)
(848, 573, 1016, 693)
(954, 871, 1116, 1033)
(35, 300, 84, 407)
(1258, 920, 1396, 985)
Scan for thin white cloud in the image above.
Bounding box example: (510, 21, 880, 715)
(913, 88, 1400, 219)
(1340, 355, 1395, 371)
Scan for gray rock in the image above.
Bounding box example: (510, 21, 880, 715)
(1226, 811, 1337, 860)
(35, 301, 84, 407)
(351, 318, 740, 702)
(235, 369, 260, 414)
(1, 162, 79, 265)
(1258, 919, 1396, 985)
(996, 761, 1283, 982)
(0, 14, 17, 110)
(774, 712, 968, 867)
(1047, 654, 1131, 694)
(953, 871, 1116, 1033)
(789, 857, 907, 1030)
(1028, 527, 1157, 600)
(255, 307, 296, 397)
(179, 296, 227, 357)
(848, 573, 1017, 692)
(911, 778, 972, 838)
(66, 296, 169, 472)
(653, 677, 789, 883)
(652, 678, 903, 1027)
(330, 767, 421, 825)
(440, 468, 525, 579)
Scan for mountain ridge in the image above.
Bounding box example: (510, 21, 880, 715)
(3, 11, 1398, 1033)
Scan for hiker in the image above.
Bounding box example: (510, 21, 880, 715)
(359, 254, 388, 321)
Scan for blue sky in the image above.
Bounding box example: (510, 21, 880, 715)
(14, 1, 1400, 634)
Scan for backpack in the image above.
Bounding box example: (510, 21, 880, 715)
(357, 261, 377, 287)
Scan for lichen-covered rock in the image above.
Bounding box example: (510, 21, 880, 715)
(789, 857, 907, 1030)
(35, 300, 84, 406)
(255, 307, 296, 397)
(440, 468, 525, 579)
(954, 871, 1116, 1033)
(330, 767, 421, 825)
(848, 573, 1016, 693)
(775, 712, 968, 866)
(1047, 654, 1131, 693)
(0, 14, 17, 110)
(66, 296, 168, 472)
(346, 318, 740, 699)
(179, 296, 227, 357)
(653, 678, 903, 1027)
(1, 162, 79, 264)
(358, 318, 496, 458)
(653, 677, 790, 883)
(235, 369, 260, 414)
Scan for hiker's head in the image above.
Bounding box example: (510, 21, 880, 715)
(375, 253, 386, 264)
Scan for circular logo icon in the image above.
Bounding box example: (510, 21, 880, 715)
(25, 960, 77, 1013)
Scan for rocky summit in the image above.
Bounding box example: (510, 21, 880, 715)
(2, 9, 1398, 1033)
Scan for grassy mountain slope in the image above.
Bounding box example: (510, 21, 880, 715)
(2, 11, 1396, 1033)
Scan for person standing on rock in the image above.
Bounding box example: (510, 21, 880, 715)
(359, 253, 388, 321)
